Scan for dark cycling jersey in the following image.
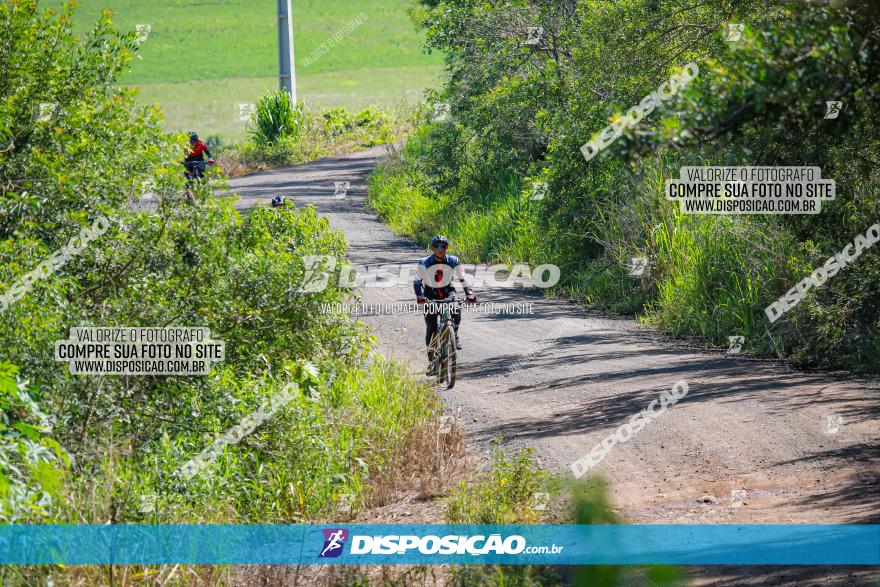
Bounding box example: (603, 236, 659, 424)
(185, 140, 212, 162)
(414, 254, 473, 300)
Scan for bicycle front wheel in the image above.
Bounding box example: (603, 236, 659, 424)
(443, 329, 457, 389)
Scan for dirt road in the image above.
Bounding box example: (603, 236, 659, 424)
(229, 147, 879, 533)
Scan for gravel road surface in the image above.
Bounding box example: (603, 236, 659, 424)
(230, 147, 879, 585)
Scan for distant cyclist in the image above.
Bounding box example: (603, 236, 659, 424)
(183, 131, 215, 180)
(414, 235, 476, 371)
(271, 194, 287, 208)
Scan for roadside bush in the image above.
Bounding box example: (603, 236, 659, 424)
(323, 106, 357, 137)
(445, 445, 559, 587)
(445, 454, 683, 587)
(0, 363, 69, 523)
(369, 130, 545, 265)
(251, 89, 305, 145)
(446, 443, 552, 525)
(220, 105, 405, 177)
(0, 0, 450, 547)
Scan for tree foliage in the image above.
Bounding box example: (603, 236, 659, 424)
(0, 1, 433, 533)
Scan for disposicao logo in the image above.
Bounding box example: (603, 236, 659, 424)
(319, 528, 349, 558)
(349, 534, 527, 555)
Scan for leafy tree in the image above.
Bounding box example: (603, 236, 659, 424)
(0, 0, 390, 530)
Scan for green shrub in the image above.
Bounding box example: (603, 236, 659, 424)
(323, 106, 357, 137)
(222, 105, 404, 175)
(445, 444, 559, 587)
(446, 442, 552, 525)
(89, 357, 439, 524)
(0, 0, 440, 538)
(369, 132, 544, 265)
(250, 89, 304, 145)
(0, 363, 69, 522)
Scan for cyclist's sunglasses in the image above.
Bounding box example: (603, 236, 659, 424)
(432, 243, 448, 250)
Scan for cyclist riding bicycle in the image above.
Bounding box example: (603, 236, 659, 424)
(414, 235, 477, 372)
(184, 131, 214, 179)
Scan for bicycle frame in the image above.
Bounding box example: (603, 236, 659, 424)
(429, 300, 458, 388)
(184, 160, 209, 180)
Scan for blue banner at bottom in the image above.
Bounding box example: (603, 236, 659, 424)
(1, 525, 877, 565)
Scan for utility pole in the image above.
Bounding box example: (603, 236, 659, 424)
(277, 0, 296, 102)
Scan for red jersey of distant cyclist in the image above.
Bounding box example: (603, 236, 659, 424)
(186, 140, 212, 161)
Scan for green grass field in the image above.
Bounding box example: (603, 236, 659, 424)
(51, 0, 443, 141)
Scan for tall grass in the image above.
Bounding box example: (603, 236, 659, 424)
(368, 134, 859, 368)
(368, 149, 545, 265)
(576, 156, 796, 352)
(58, 358, 458, 525)
(250, 89, 305, 145)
